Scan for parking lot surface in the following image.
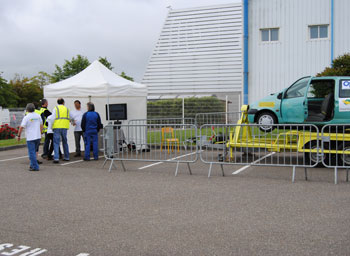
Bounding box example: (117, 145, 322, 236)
(0, 148, 349, 255)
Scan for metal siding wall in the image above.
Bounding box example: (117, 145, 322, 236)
(248, 0, 332, 103)
(142, 4, 243, 97)
(334, 0, 350, 59)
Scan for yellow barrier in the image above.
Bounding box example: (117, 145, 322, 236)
(227, 105, 350, 159)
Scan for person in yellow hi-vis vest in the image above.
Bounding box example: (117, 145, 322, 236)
(39, 99, 51, 159)
(51, 98, 70, 163)
(25, 102, 41, 116)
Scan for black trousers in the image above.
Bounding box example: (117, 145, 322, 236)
(74, 131, 84, 154)
(42, 132, 50, 156)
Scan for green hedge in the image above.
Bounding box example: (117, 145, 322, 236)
(147, 96, 225, 119)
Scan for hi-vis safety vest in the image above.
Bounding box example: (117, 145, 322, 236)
(52, 105, 70, 129)
(39, 107, 48, 132)
(25, 109, 41, 116)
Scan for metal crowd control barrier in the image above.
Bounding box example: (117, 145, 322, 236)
(103, 117, 350, 184)
(199, 124, 320, 181)
(195, 112, 241, 127)
(103, 123, 197, 175)
(128, 118, 195, 126)
(321, 125, 350, 184)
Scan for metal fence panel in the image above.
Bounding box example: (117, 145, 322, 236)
(103, 123, 197, 175)
(9, 109, 25, 128)
(103, 121, 350, 184)
(321, 125, 350, 184)
(128, 118, 195, 126)
(1, 108, 25, 128)
(195, 112, 241, 126)
(200, 124, 320, 180)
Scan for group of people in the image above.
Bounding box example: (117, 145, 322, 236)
(17, 98, 103, 171)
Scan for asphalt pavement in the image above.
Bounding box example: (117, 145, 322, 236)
(0, 148, 349, 255)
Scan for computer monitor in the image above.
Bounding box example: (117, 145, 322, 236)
(106, 104, 127, 120)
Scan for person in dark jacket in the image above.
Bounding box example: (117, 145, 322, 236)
(39, 99, 51, 159)
(81, 102, 102, 161)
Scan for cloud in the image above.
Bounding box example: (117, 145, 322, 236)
(0, 0, 237, 82)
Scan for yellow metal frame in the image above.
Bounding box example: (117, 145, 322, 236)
(227, 105, 350, 159)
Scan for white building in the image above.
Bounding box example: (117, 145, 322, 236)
(143, 0, 350, 108)
(248, 0, 350, 103)
(142, 3, 243, 111)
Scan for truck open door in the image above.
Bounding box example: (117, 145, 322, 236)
(280, 77, 311, 123)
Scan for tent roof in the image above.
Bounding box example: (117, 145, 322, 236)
(44, 60, 147, 97)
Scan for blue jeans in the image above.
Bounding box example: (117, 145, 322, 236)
(53, 128, 69, 161)
(27, 139, 40, 170)
(84, 131, 99, 160)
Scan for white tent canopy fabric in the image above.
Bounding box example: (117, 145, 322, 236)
(44, 60, 147, 97)
(43, 60, 147, 153)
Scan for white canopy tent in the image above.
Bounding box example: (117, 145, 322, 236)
(44, 60, 147, 153)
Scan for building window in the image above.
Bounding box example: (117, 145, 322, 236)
(309, 25, 328, 39)
(261, 28, 279, 42)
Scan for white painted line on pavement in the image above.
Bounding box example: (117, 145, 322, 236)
(0, 156, 27, 162)
(0, 241, 89, 255)
(138, 151, 199, 170)
(232, 165, 251, 175)
(138, 161, 163, 169)
(232, 152, 276, 175)
(60, 160, 84, 166)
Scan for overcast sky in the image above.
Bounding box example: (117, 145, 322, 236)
(0, 0, 239, 82)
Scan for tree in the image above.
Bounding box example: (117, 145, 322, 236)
(0, 73, 18, 108)
(51, 54, 134, 82)
(31, 71, 53, 88)
(98, 56, 113, 70)
(51, 54, 90, 83)
(311, 53, 350, 97)
(317, 53, 350, 76)
(120, 71, 134, 81)
(9, 75, 43, 107)
(98, 57, 134, 80)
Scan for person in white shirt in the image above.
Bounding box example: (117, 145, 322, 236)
(17, 103, 43, 171)
(70, 100, 84, 157)
(46, 114, 62, 160)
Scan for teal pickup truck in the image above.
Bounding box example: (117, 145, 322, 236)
(248, 76, 350, 131)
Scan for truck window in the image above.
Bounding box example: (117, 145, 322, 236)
(307, 80, 334, 98)
(339, 80, 350, 98)
(285, 77, 309, 98)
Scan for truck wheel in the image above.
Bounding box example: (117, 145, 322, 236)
(256, 112, 277, 132)
(339, 142, 350, 166)
(322, 142, 336, 167)
(304, 141, 324, 167)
